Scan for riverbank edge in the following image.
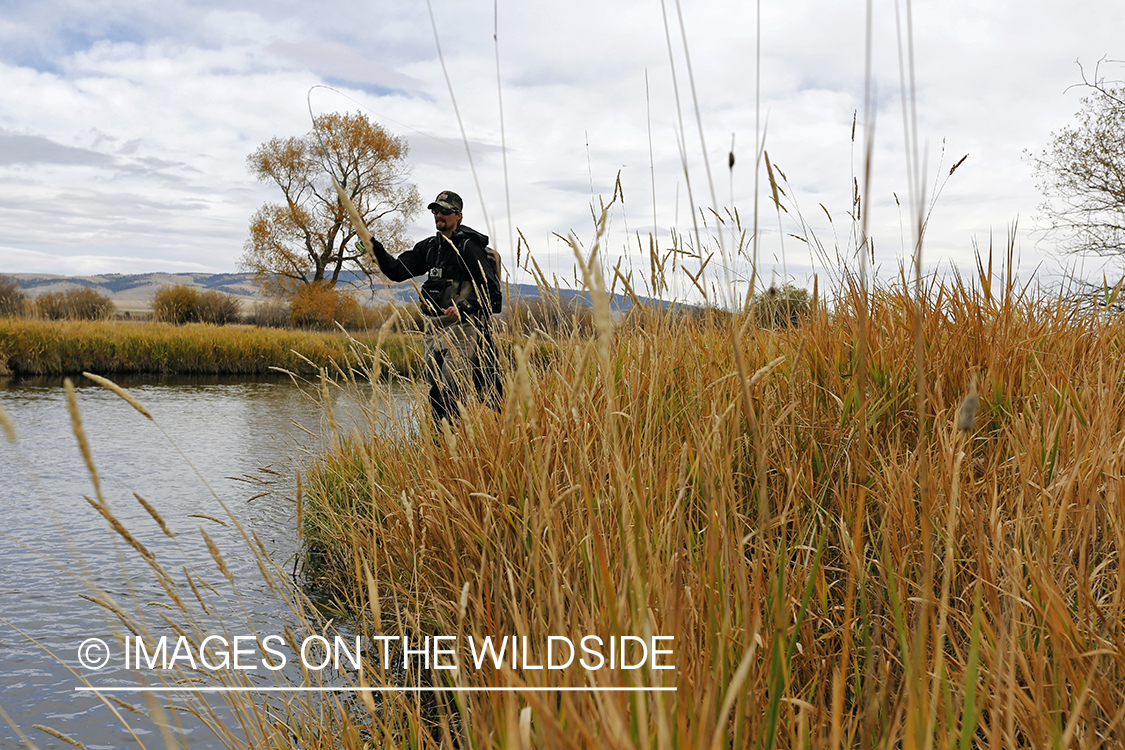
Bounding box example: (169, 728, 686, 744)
(0, 318, 422, 378)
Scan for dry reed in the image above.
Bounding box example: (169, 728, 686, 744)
(295, 253, 1125, 748)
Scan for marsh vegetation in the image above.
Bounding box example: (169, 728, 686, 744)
(286, 253, 1125, 747)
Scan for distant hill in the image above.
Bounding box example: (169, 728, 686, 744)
(5, 272, 663, 314)
(8, 272, 265, 314)
(8, 272, 424, 314)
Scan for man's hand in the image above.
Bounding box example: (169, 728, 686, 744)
(442, 305, 460, 322)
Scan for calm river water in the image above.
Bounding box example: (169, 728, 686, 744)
(0, 374, 418, 749)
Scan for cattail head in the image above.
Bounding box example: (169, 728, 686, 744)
(956, 376, 980, 432)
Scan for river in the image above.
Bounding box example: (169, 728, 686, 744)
(0, 373, 419, 749)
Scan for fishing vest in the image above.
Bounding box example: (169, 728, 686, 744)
(419, 230, 500, 317)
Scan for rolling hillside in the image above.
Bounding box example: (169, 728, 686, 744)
(5, 272, 658, 315)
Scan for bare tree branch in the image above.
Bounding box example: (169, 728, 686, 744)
(1030, 60, 1125, 257)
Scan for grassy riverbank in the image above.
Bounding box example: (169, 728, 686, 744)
(296, 271, 1125, 747)
(0, 317, 421, 377)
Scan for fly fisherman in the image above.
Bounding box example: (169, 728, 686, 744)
(364, 190, 503, 428)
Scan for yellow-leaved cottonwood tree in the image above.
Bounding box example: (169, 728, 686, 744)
(240, 111, 421, 298)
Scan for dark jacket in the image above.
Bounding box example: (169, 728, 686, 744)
(369, 225, 501, 319)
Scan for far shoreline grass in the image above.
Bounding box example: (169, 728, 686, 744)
(0, 317, 422, 378)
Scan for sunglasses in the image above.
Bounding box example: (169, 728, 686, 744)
(432, 207, 458, 216)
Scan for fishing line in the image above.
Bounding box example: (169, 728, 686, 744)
(306, 84, 514, 160)
(494, 0, 514, 264)
(646, 70, 658, 243)
(673, 0, 730, 304)
(305, 8, 501, 263)
(659, 0, 705, 301)
(751, 0, 761, 300)
(306, 87, 337, 182)
(304, 87, 374, 260)
(425, 0, 494, 245)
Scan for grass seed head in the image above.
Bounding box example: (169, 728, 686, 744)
(65, 378, 103, 502)
(134, 493, 176, 537)
(201, 528, 234, 585)
(82, 371, 153, 421)
(85, 495, 154, 562)
(0, 401, 15, 442)
(33, 724, 87, 749)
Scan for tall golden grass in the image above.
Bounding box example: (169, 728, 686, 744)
(291, 248, 1125, 747)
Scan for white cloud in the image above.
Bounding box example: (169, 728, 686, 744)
(0, 244, 218, 275)
(1, 0, 1125, 293)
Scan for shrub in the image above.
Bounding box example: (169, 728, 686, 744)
(67, 287, 115, 320)
(250, 290, 420, 331)
(0, 276, 27, 317)
(505, 293, 594, 337)
(357, 300, 424, 332)
(152, 284, 241, 325)
(392, 302, 426, 332)
(196, 289, 242, 325)
(748, 283, 810, 328)
(247, 298, 291, 328)
(34, 291, 67, 320)
(151, 284, 199, 324)
(288, 282, 363, 330)
(34, 287, 114, 320)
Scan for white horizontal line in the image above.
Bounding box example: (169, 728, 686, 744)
(76, 686, 676, 693)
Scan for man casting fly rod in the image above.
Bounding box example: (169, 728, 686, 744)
(345, 188, 504, 428)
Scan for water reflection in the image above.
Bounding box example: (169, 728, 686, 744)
(0, 374, 419, 748)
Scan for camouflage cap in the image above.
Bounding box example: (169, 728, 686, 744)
(428, 190, 463, 213)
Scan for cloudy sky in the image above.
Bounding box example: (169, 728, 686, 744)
(1, 0, 1123, 299)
